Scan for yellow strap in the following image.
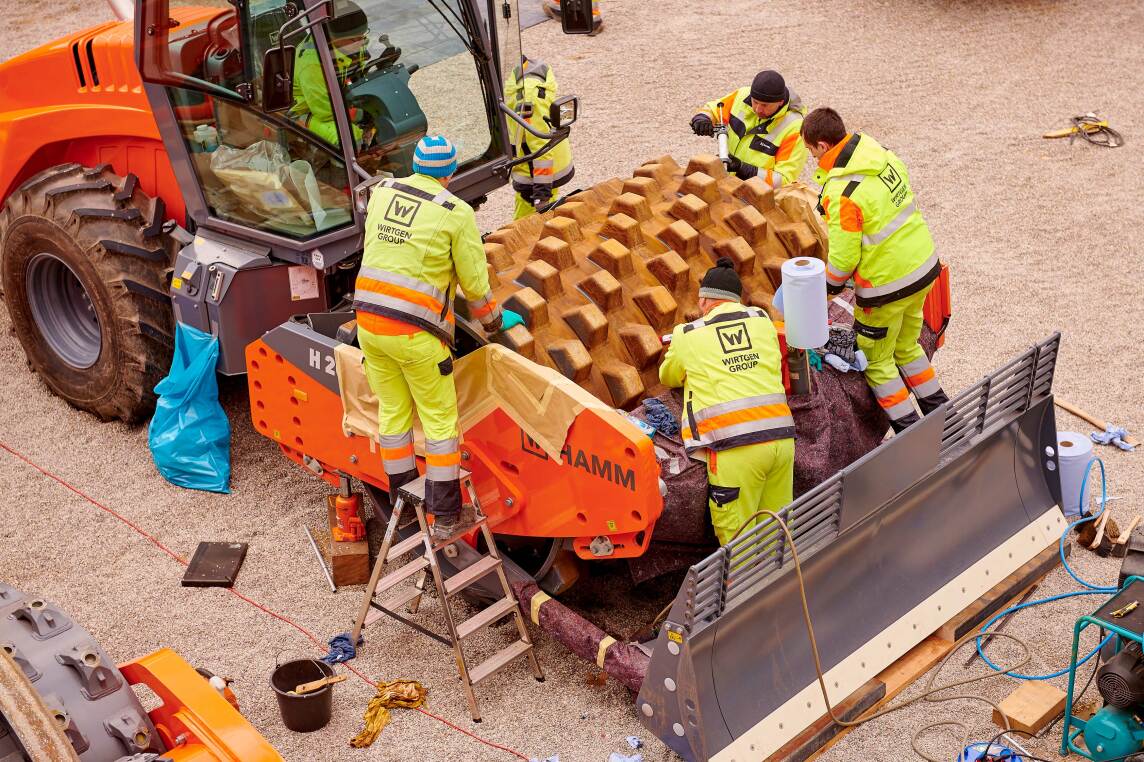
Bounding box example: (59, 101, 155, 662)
(530, 590, 552, 625)
(596, 635, 616, 668)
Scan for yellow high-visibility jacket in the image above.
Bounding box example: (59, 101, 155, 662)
(504, 59, 574, 194)
(700, 86, 807, 188)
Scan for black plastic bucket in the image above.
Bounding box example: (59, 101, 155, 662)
(270, 658, 334, 732)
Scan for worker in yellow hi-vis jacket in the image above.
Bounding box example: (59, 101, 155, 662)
(353, 135, 524, 539)
(659, 258, 795, 545)
(504, 57, 575, 218)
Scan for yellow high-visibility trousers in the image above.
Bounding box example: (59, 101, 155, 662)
(706, 438, 795, 546)
(358, 327, 462, 516)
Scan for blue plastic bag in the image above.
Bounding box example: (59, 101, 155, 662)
(148, 323, 231, 493)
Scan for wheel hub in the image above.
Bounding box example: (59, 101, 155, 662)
(25, 253, 102, 369)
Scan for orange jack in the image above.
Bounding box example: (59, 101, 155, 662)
(333, 492, 366, 542)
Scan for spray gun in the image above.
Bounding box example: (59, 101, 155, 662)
(714, 103, 731, 168)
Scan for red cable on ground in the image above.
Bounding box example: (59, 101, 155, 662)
(0, 440, 529, 761)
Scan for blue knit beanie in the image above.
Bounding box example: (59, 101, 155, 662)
(412, 135, 458, 178)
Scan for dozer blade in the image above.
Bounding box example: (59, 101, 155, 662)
(637, 334, 1066, 761)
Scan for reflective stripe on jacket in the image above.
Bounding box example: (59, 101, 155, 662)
(815, 133, 939, 308)
(504, 59, 574, 192)
(354, 174, 501, 344)
(659, 303, 793, 452)
(700, 86, 808, 188)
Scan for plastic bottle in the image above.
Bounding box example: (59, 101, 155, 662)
(193, 124, 219, 152)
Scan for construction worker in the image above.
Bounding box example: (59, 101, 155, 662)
(291, 1, 368, 147)
(691, 70, 807, 188)
(542, 0, 603, 35)
(504, 57, 575, 219)
(659, 258, 795, 545)
(353, 135, 524, 538)
(801, 107, 948, 433)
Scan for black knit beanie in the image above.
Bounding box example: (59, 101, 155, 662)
(699, 258, 742, 301)
(750, 70, 787, 103)
(330, 1, 368, 38)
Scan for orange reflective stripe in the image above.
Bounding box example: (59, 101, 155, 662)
(534, 167, 555, 176)
(876, 387, 910, 409)
(854, 272, 874, 289)
(381, 443, 415, 460)
(356, 312, 419, 335)
(765, 169, 775, 185)
(425, 451, 461, 468)
(906, 366, 936, 388)
(356, 275, 444, 314)
(775, 133, 798, 161)
(471, 298, 498, 319)
(697, 403, 792, 435)
(821, 196, 831, 221)
(839, 196, 864, 233)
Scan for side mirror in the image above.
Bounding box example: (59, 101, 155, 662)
(261, 45, 296, 112)
(549, 95, 580, 130)
(558, 0, 596, 34)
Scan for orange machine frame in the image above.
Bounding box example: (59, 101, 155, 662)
(246, 330, 664, 561)
(119, 648, 282, 761)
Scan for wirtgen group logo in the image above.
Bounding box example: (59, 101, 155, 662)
(521, 430, 549, 459)
(715, 321, 752, 354)
(384, 194, 421, 227)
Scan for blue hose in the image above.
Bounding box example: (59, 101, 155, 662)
(975, 457, 1116, 680)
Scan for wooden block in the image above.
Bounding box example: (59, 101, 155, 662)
(602, 213, 643, 248)
(495, 324, 535, 360)
(646, 251, 691, 293)
(685, 154, 728, 179)
(670, 194, 712, 229)
(562, 303, 609, 348)
(619, 325, 664, 370)
(541, 215, 583, 244)
(622, 176, 661, 202)
(484, 241, 515, 271)
(734, 176, 777, 212)
(713, 236, 757, 275)
(938, 542, 1066, 641)
(659, 219, 700, 259)
(517, 260, 564, 299)
(547, 340, 593, 382)
(555, 200, 593, 227)
(325, 497, 369, 585)
(633, 286, 678, 332)
(482, 228, 516, 249)
(530, 236, 575, 270)
(602, 364, 645, 409)
(504, 287, 549, 330)
(487, 264, 501, 290)
(775, 222, 818, 258)
(726, 205, 769, 246)
(578, 271, 624, 312)
(589, 238, 635, 278)
(634, 157, 679, 186)
(762, 261, 785, 292)
(993, 682, 1066, 735)
(609, 192, 653, 222)
(679, 171, 720, 204)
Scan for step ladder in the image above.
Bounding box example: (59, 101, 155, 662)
(351, 469, 543, 721)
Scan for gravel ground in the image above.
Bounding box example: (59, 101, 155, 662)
(2, 1, 1142, 761)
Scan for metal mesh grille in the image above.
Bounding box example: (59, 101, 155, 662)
(680, 334, 1061, 631)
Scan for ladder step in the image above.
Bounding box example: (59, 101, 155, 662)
(375, 556, 429, 595)
(444, 556, 500, 597)
(386, 533, 425, 562)
(456, 597, 518, 640)
(364, 584, 426, 627)
(468, 640, 533, 686)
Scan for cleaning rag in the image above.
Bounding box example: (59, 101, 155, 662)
(320, 632, 362, 664)
(350, 679, 427, 748)
(807, 348, 823, 372)
(823, 354, 851, 373)
(642, 398, 679, 436)
(1092, 425, 1135, 452)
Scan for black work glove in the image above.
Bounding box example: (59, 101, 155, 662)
(531, 184, 553, 208)
(690, 114, 714, 137)
(731, 158, 758, 180)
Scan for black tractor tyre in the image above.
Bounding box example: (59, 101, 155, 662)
(0, 163, 179, 424)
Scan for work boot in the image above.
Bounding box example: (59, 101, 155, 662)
(430, 504, 479, 542)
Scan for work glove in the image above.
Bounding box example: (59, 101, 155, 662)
(731, 158, 758, 181)
(690, 114, 714, 137)
(500, 309, 525, 332)
(531, 184, 554, 209)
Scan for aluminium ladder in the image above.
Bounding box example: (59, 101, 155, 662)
(351, 469, 543, 721)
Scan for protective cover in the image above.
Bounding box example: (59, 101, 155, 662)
(148, 323, 231, 493)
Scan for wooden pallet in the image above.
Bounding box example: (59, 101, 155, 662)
(768, 541, 1068, 761)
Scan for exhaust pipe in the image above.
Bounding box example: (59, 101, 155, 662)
(107, 0, 133, 21)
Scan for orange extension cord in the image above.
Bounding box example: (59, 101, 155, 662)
(0, 440, 529, 761)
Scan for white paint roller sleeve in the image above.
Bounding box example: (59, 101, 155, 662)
(780, 257, 828, 349)
(1056, 431, 1094, 518)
